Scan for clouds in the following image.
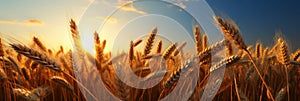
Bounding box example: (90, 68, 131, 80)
(98, 16, 118, 24)
(117, 1, 147, 15)
(0, 19, 44, 26)
(103, 0, 147, 15)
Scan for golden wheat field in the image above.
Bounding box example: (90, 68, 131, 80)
(0, 16, 299, 101)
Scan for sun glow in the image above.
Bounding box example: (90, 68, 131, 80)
(81, 33, 96, 55)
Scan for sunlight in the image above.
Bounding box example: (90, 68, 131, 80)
(81, 34, 95, 55)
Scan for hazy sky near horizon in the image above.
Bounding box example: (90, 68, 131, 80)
(0, 0, 299, 53)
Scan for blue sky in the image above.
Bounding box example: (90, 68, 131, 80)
(207, 0, 300, 51)
(0, 0, 299, 53)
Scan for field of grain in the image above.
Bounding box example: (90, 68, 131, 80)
(0, 17, 299, 101)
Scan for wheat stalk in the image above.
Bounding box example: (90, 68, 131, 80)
(233, 73, 241, 101)
(94, 32, 103, 69)
(215, 17, 247, 50)
(69, 20, 101, 101)
(10, 44, 62, 72)
(144, 27, 157, 56)
(7, 56, 22, 75)
(275, 86, 287, 101)
(278, 38, 290, 101)
(113, 63, 130, 101)
(215, 16, 275, 101)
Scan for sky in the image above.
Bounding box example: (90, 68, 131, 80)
(206, 0, 300, 51)
(0, 0, 299, 54)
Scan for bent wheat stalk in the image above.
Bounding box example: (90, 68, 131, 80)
(215, 16, 275, 101)
(11, 45, 98, 100)
(209, 55, 240, 73)
(10, 44, 62, 72)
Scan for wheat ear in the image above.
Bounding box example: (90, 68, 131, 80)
(163, 43, 177, 59)
(292, 49, 300, 61)
(51, 76, 74, 91)
(94, 32, 103, 69)
(255, 42, 261, 58)
(133, 40, 143, 47)
(215, 17, 247, 50)
(215, 16, 275, 101)
(69, 20, 100, 101)
(278, 38, 290, 101)
(113, 63, 130, 101)
(173, 41, 187, 56)
(33, 37, 47, 52)
(156, 40, 162, 54)
(198, 39, 226, 63)
(129, 41, 134, 61)
(202, 33, 209, 49)
(21, 68, 30, 81)
(144, 27, 157, 56)
(194, 25, 202, 54)
(12, 88, 33, 100)
(0, 38, 5, 57)
(163, 56, 198, 88)
(10, 44, 62, 72)
(209, 55, 240, 73)
(12, 20, 98, 100)
(70, 19, 84, 53)
(102, 40, 106, 51)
